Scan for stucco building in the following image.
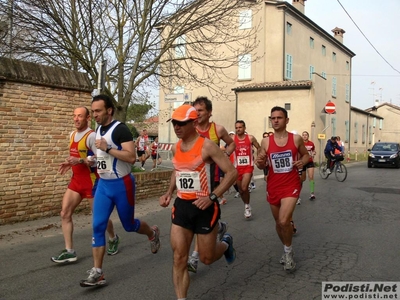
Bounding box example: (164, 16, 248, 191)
(157, 0, 397, 161)
(365, 102, 400, 144)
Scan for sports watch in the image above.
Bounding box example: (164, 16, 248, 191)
(209, 193, 218, 203)
(106, 145, 112, 153)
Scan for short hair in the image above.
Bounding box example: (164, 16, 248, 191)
(235, 120, 246, 127)
(193, 96, 212, 112)
(271, 106, 288, 118)
(92, 94, 115, 116)
(76, 106, 90, 117)
(302, 131, 309, 137)
(263, 132, 269, 138)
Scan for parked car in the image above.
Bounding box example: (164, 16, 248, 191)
(367, 142, 400, 168)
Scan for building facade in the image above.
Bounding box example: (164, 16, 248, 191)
(158, 0, 397, 161)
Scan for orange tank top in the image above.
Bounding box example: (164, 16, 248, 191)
(173, 136, 211, 200)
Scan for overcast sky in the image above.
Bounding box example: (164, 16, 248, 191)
(305, 0, 400, 109)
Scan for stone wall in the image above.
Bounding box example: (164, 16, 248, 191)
(0, 58, 173, 225)
(135, 170, 172, 202)
(0, 58, 94, 224)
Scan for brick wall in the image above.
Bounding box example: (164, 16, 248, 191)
(135, 170, 173, 201)
(0, 58, 94, 225)
(0, 58, 173, 225)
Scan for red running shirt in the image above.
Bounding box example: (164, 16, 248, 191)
(266, 133, 300, 193)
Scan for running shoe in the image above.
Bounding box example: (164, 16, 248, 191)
(283, 251, 296, 272)
(150, 225, 160, 254)
(234, 192, 240, 198)
(244, 205, 252, 218)
(296, 198, 301, 205)
(140, 167, 145, 171)
(309, 194, 316, 200)
(187, 256, 198, 273)
(221, 234, 236, 265)
(279, 252, 285, 264)
(80, 267, 106, 287)
(291, 221, 297, 234)
(218, 198, 227, 205)
(327, 169, 332, 175)
(107, 235, 120, 256)
(217, 221, 227, 241)
(51, 249, 77, 263)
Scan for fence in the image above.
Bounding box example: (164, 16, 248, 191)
(154, 143, 174, 170)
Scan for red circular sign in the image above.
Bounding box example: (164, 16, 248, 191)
(325, 101, 336, 114)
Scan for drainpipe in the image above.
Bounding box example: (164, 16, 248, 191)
(282, 9, 286, 80)
(235, 90, 238, 121)
(348, 59, 352, 152)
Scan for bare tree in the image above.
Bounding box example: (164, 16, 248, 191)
(1, 0, 261, 121)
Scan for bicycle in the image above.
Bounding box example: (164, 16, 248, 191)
(319, 158, 347, 182)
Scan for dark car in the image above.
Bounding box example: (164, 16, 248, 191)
(367, 142, 400, 168)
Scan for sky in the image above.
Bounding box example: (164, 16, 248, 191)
(305, 0, 400, 109)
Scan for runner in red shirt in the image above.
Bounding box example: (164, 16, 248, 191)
(302, 131, 316, 200)
(256, 106, 309, 273)
(233, 120, 260, 219)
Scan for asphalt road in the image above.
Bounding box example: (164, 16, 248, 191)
(0, 162, 399, 300)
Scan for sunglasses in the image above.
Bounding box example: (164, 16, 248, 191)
(172, 120, 192, 127)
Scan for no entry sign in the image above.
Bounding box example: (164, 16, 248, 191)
(325, 101, 336, 114)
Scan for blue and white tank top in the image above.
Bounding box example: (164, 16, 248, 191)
(96, 121, 132, 179)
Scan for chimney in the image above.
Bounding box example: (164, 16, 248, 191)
(375, 99, 380, 107)
(332, 27, 346, 44)
(292, 0, 306, 14)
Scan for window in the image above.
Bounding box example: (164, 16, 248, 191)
(321, 71, 327, 79)
(322, 45, 326, 56)
(285, 103, 291, 110)
(345, 120, 349, 143)
(332, 77, 337, 97)
(239, 10, 252, 30)
(309, 37, 314, 49)
(174, 35, 186, 58)
(331, 117, 337, 137)
(346, 61, 350, 70)
(373, 117, 376, 128)
(286, 22, 292, 35)
(285, 54, 293, 80)
(173, 86, 184, 108)
(332, 52, 336, 62)
(238, 54, 251, 80)
(345, 84, 349, 102)
(362, 124, 366, 144)
(309, 65, 314, 80)
(368, 125, 372, 144)
(379, 119, 383, 130)
(354, 122, 358, 143)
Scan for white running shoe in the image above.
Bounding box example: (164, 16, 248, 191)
(296, 198, 301, 205)
(283, 251, 296, 272)
(234, 192, 240, 198)
(244, 205, 252, 218)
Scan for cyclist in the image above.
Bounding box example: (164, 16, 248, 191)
(324, 136, 343, 174)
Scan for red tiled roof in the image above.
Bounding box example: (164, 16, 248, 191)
(232, 80, 312, 91)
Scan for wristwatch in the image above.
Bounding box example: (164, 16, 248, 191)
(209, 193, 218, 203)
(79, 158, 84, 164)
(105, 145, 112, 153)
